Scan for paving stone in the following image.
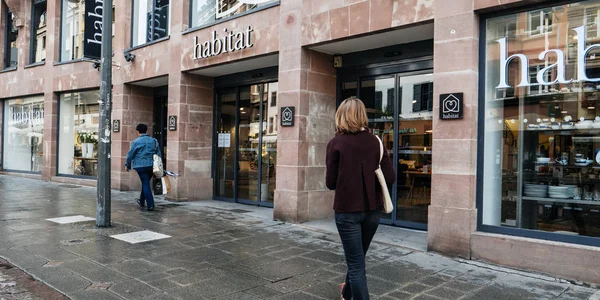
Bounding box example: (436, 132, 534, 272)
(303, 250, 345, 264)
(419, 274, 453, 287)
(248, 257, 326, 282)
(426, 286, 467, 299)
(146, 278, 182, 291)
(386, 290, 414, 299)
(271, 291, 324, 300)
(442, 280, 482, 292)
(69, 289, 124, 300)
(169, 268, 222, 285)
(62, 259, 129, 283)
(109, 259, 169, 278)
(245, 285, 283, 298)
(108, 279, 162, 300)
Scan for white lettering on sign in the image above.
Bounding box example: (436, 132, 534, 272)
(86, 0, 104, 46)
(193, 26, 254, 60)
(10, 105, 44, 126)
(496, 25, 600, 89)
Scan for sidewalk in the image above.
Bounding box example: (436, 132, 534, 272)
(0, 175, 598, 300)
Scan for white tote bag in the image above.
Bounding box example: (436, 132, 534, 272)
(375, 135, 393, 213)
(153, 139, 164, 178)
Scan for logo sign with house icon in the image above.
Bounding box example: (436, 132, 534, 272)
(439, 93, 463, 120)
(281, 106, 295, 127)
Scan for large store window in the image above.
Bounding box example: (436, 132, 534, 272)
(132, 0, 170, 47)
(215, 82, 278, 206)
(483, 1, 600, 243)
(191, 0, 278, 28)
(31, 0, 47, 63)
(2, 97, 44, 172)
(58, 91, 99, 177)
(4, 8, 17, 69)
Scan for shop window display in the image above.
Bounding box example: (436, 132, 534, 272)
(483, 1, 600, 240)
(2, 97, 44, 172)
(58, 91, 99, 177)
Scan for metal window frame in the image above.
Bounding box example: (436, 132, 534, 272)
(56, 88, 102, 179)
(186, 0, 279, 34)
(131, 0, 171, 48)
(1, 94, 45, 174)
(212, 67, 278, 208)
(477, 0, 600, 247)
(30, 0, 47, 64)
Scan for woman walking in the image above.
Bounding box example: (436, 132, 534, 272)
(125, 123, 161, 211)
(326, 97, 395, 300)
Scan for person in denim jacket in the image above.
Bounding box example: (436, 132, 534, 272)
(125, 124, 161, 211)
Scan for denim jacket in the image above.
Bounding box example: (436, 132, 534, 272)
(125, 134, 161, 170)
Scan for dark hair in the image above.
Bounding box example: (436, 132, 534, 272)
(136, 124, 148, 134)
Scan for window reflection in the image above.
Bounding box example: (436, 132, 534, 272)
(191, 0, 278, 28)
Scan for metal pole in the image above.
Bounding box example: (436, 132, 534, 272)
(97, 0, 113, 227)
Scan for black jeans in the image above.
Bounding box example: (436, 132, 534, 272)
(135, 166, 155, 208)
(335, 210, 381, 300)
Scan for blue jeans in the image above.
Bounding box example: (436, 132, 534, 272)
(335, 210, 381, 300)
(135, 166, 154, 208)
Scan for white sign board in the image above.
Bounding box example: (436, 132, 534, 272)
(218, 133, 231, 148)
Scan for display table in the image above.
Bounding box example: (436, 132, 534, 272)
(73, 157, 98, 176)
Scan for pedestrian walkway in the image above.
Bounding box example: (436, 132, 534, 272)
(0, 175, 598, 300)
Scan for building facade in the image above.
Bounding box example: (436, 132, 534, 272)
(1, 0, 600, 284)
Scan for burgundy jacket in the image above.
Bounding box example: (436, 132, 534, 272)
(326, 130, 395, 213)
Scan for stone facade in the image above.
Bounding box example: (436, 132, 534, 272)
(0, 0, 599, 285)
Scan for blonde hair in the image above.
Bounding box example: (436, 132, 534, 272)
(335, 97, 369, 134)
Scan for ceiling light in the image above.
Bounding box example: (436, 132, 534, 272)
(524, 119, 528, 123)
(240, 108, 244, 111)
(412, 100, 417, 103)
(561, 110, 568, 114)
(589, 107, 596, 110)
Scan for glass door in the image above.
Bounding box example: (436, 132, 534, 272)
(214, 82, 278, 207)
(339, 70, 433, 229)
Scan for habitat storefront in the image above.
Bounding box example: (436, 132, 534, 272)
(479, 0, 600, 246)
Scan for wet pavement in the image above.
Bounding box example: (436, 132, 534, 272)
(0, 175, 598, 300)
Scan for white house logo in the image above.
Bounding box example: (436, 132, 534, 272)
(439, 93, 463, 120)
(281, 106, 295, 127)
(216, 0, 273, 19)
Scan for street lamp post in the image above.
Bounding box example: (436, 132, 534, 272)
(97, 0, 113, 227)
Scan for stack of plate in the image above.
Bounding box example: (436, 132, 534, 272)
(524, 184, 548, 198)
(548, 186, 572, 199)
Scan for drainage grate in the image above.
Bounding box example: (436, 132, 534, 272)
(58, 184, 81, 188)
(60, 239, 89, 246)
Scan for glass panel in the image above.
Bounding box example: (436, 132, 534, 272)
(360, 77, 395, 121)
(60, 0, 84, 61)
(341, 81, 358, 101)
(191, 0, 278, 28)
(361, 77, 396, 218)
(237, 84, 262, 201)
(396, 73, 433, 224)
(484, 1, 600, 239)
(3, 96, 45, 172)
(4, 9, 18, 69)
(133, 0, 170, 47)
(32, 0, 47, 63)
(58, 91, 100, 177)
(260, 82, 278, 203)
(215, 87, 237, 198)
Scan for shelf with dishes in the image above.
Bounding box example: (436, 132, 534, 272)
(526, 116, 600, 132)
(522, 197, 600, 207)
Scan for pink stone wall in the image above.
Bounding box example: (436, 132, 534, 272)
(180, 6, 280, 71)
(428, 0, 479, 258)
(275, 0, 336, 222)
(302, 0, 434, 46)
(472, 233, 600, 284)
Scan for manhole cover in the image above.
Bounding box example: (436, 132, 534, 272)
(228, 209, 252, 213)
(58, 184, 81, 188)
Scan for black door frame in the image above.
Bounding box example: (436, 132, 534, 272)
(153, 86, 168, 166)
(213, 66, 278, 208)
(337, 57, 433, 230)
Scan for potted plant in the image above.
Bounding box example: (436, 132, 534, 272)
(78, 131, 97, 158)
